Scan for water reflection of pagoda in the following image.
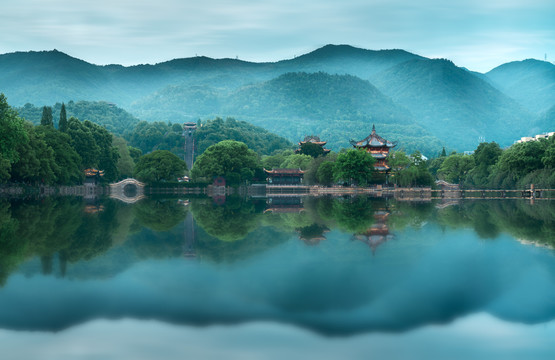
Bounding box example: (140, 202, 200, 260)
(296, 223, 330, 246)
(353, 210, 394, 254)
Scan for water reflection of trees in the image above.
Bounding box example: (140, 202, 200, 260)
(133, 198, 188, 232)
(2, 196, 553, 285)
(436, 200, 555, 245)
(0, 198, 120, 285)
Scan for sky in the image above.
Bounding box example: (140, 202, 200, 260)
(1, 0, 554, 72)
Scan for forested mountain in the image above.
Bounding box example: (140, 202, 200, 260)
(133, 72, 443, 155)
(535, 105, 555, 134)
(16, 101, 140, 136)
(126, 117, 293, 157)
(1, 45, 552, 153)
(370, 58, 531, 150)
(486, 59, 555, 114)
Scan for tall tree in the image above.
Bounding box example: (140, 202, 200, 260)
(333, 149, 375, 186)
(191, 140, 262, 184)
(134, 150, 187, 183)
(59, 103, 68, 132)
(40, 106, 53, 127)
(0, 94, 27, 182)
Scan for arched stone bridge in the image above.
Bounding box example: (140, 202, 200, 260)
(109, 178, 146, 203)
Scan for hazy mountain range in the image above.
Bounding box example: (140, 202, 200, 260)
(1, 44, 553, 153)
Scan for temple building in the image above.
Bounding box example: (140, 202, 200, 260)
(265, 168, 305, 185)
(350, 125, 396, 171)
(296, 135, 331, 156)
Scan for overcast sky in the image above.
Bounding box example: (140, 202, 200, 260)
(1, 0, 554, 72)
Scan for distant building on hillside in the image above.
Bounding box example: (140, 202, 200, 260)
(350, 124, 397, 172)
(295, 135, 331, 155)
(516, 132, 554, 144)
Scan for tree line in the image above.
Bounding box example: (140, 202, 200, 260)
(3, 93, 553, 188)
(432, 139, 555, 189)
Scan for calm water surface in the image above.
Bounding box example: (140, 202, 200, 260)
(1, 195, 554, 359)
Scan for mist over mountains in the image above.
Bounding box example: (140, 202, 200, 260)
(0, 45, 552, 153)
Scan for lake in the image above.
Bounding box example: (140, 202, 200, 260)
(1, 195, 554, 359)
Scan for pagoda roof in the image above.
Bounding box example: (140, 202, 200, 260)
(350, 124, 396, 148)
(84, 168, 105, 177)
(299, 135, 327, 146)
(264, 168, 305, 175)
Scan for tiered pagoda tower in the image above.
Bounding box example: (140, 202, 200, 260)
(350, 125, 396, 171)
(296, 135, 331, 155)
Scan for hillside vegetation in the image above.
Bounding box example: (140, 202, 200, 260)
(1, 45, 552, 154)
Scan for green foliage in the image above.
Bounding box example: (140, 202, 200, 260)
(497, 140, 546, 178)
(191, 140, 262, 184)
(466, 142, 502, 188)
(133, 199, 188, 231)
(11, 124, 58, 184)
(333, 149, 375, 185)
(35, 126, 82, 184)
(261, 150, 294, 170)
(40, 106, 53, 127)
(18, 101, 141, 136)
(0, 94, 28, 167)
(371, 58, 530, 150)
(128, 146, 142, 163)
(64, 117, 119, 182)
(195, 118, 293, 156)
(298, 141, 325, 158)
(126, 121, 183, 156)
(316, 161, 335, 186)
(437, 153, 475, 184)
(0, 198, 119, 285)
(280, 153, 313, 170)
(192, 196, 263, 242)
(389, 150, 433, 186)
(134, 150, 187, 183)
(59, 103, 68, 132)
(113, 136, 135, 179)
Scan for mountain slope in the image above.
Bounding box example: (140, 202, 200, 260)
(276, 44, 423, 79)
(16, 100, 141, 136)
(133, 72, 443, 154)
(486, 59, 555, 114)
(371, 58, 531, 149)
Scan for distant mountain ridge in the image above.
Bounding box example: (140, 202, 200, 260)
(0, 45, 552, 152)
(486, 59, 555, 114)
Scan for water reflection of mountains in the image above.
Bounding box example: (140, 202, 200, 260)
(0, 196, 554, 335)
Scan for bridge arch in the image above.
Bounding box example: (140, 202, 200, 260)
(109, 178, 146, 203)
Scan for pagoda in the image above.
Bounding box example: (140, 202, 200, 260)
(296, 135, 331, 155)
(350, 125, 396, 171)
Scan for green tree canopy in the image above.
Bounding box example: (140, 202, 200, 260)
(134, 150, 187, 183)
(59, 103, 68, 132)
(191, 140, 262, 184)
(0, 94, 27, 163)
(437, 153, 475, 184)
(298, 142, 325, 158)
(40, 106, 53, 127)
(333, 149, 375, 185)
(280, 153, 313, 170)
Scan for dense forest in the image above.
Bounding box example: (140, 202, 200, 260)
(2, 92, 553, 188)
(2, 45, 552, 154)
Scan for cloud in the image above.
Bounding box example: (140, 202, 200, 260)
(1, 0, 553, 70)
